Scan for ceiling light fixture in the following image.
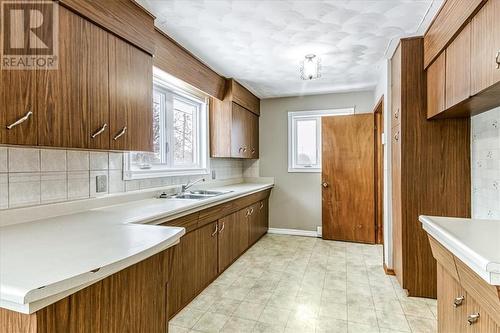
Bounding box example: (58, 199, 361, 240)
(300, 54, 321, 80)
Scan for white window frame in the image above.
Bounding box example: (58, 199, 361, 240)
(124, 68, 210, 180)
(288, 108, 355, 173)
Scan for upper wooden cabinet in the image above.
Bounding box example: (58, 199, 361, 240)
(210, 79, 260, 159)
(1, 4, 153, 152)
(109, 35, 153, 152)
(471, 0, 500, 95)
(228, 79, 260, 116)
(426, 0, 500, 118)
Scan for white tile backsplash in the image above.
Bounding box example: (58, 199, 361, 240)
(68, 171, 90, 200)
(67, 151, 89, 171)
(0, 147, 7, 173)
(471, 106, 500, 219)
(0, 173, 8, 209)
(0, 147, 245, 209)
(90, 152, 108, 170)
(41, 172, 67, 204)
(9, 148, 40, 172)
(8, 172, 41, 208)
(41, 149, 67, 172)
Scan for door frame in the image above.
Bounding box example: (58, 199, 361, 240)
(374, 96, 384, 244)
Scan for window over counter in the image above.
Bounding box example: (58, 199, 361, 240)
(124, 68, 209, 180)
(287, 108, 354, 173)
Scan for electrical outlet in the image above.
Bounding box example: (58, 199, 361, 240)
(96, 175, 107, 193)
(211, 170, 216, 180)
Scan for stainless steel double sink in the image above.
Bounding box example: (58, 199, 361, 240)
(159, 190, 233, 200)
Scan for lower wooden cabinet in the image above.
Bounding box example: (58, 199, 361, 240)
(437, 264, 500, 332)
(166, 193, 271, 318)
(0, 250, 171, 333)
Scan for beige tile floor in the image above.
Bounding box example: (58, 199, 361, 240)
(169, 234, 437, 333)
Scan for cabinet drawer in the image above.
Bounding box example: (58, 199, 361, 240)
(198, 201, 236, 226)
(160, 212, 199, 233)
(428, 236, 460, 281)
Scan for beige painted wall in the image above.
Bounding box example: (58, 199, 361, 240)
(260, 91, 375, 232)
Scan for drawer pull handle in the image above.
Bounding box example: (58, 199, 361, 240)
(453, 296, 465, 307)
(219, 222, 225, 233)
(394, 108, 399, 119)
(6, 110, 32, 129)
(467, 313, 480, 325)
(91, 123, 107, 138)
(394, 132, 399, 142)
(260, 202, 264, 210)
(496, 51, 500, 69)
(211, 224, 218, 237)
(245, 209, 251, 217)
(113, 126, 127, 141)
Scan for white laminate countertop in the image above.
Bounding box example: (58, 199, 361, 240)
(0, 180, 274, 314)
(420, 215, 500, 285)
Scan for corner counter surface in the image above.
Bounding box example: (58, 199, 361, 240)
(0, 180, 274, 315)
(419, 215, 500, 285)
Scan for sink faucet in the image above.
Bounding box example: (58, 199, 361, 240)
(181, 177, 205, 193)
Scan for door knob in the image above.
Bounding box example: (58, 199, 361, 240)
(322, 182, 329, 188)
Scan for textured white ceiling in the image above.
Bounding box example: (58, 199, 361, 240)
(139, 0, 441, 98)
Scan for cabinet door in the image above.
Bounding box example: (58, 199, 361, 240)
(195, 222, 218, 293)
(446, 24, 471, 109)
(391, 124, 403, 286)
(247, 203, 261, 246)
(109, 35, 153, 151)
(249, 111, 259, 159)
(258, 199, 269, 238)
(391, 45, 402, 128)
(218, 214, 237, 273)
(231, 103, 247, 158)
(37, 6, 91, 148)
(0, 71, 36, 145)
(471, 0, 500, 95)
(437, 264, 467, 333)
(167, 231, 198, 318)
(427, 52, 446, 118)
(209, 98, 232, 158)
(465, 293, 500, 333)
(236, 208, 250, 256)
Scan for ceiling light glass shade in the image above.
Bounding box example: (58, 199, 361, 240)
(300, 54, 321, 80)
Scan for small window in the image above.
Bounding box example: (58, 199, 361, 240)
(288, 109, 354, 173)
(124, 68, 209, 180)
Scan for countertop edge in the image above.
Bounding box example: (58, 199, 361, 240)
(1, 227, 185, 314)
(419, 215, 499, 285)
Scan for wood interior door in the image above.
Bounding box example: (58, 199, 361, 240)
(321, 114, 375, 244)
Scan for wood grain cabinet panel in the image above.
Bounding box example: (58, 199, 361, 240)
(437, 264, 468, 333)
(108, 35, 153, 152)
(0, 69, 36, 145)
(218, 213, 237, 273)
(230, 79, 260, 116)
(231, 103, 249, 158)
(391, 45, 402, 128)
(209, 98, 232, 158)
(37, 6, 90, 148)
(390, 38, 470, 298)
(195, 222, 218, 294)
(427, 52, 446, 118)
(471, 0, 500, 96)
(445, 23, 471, 109)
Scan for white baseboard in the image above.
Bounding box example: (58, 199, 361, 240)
(267, 228, 319, 238)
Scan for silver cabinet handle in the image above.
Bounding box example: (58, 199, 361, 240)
(245, 209, 251, 217)
(211, 224, 218, 237)
(467, 313, 480, 325)
(453, 296, 465, 308)
(219, 222, 225, 233)
(394, 132, 400, 142)
(250, 208, 254, 215)
(394, 108, 399, 119)
(91, 123, 107, 138)
(322, 182, 329, 188)
(243, 146, 247, 152)
(251, 148, 256, 155)
(260, 202, 264, 210)
(239, 147, 243, 153)
(6, 110, 32, 130)
(113, 126, 127, 141)
(496, 51, 500, 69)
